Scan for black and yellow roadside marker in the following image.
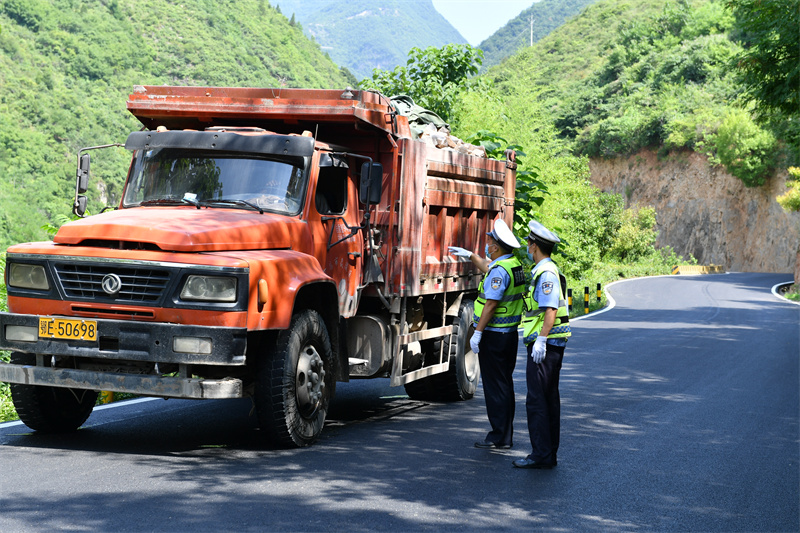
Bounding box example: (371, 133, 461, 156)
(584, 286, 589, 314)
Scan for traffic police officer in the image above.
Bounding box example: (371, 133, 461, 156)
(449, 218, 525, 449)
(513, 220, 571, 469)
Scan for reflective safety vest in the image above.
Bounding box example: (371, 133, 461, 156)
(522, 261, 571, 345)
(473, 256, 526, 328)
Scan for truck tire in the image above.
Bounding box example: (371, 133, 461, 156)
(404, 299, 480, 402)
(255, 309, 335, 447)
(9, 352, 98, 433)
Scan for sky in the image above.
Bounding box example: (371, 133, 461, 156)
(431, 0, 537, 46)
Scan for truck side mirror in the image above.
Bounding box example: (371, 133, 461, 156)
(73, 195, 88, 217)
(73, 153, 91, 217)
(359, 162, 383, 205)
(77, 153, 90, 193)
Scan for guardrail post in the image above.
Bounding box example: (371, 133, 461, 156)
(584, 286, 589, 314)
(567, 288, 572, 313)
(596, 283, 601, 302)
(99, 391, 114, 404)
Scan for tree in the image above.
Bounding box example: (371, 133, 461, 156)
(360, 44, 484, 123)
(777, 167, 800, 212)
(726, 0, 800, 118)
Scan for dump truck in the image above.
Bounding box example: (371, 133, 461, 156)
(0, 86, 517, 447)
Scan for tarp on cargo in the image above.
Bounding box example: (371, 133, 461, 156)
(389, 95, 448, 137)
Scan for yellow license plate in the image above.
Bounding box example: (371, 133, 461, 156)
(38, 317, 98, 342)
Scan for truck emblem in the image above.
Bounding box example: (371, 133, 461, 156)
(101, 273, 122, 296)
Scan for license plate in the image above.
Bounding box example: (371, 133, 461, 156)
(38, 317, 98, 342)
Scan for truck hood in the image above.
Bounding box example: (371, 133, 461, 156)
(54, 207, 309, 252)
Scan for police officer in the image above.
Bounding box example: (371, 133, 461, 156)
(449, 218, 525, 449)
(513, 220, 571, 469)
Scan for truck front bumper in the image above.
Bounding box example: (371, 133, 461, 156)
(0, 363, 243, 399)
(0, 312, 248, 399)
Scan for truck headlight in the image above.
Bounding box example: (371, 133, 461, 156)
(180, 275, 237, 302)
(8, 263, 50, 290)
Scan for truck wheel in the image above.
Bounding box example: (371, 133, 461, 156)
(9, 352, 98, 433)
(255, 309, 335, 447)
(404, 299, 480, 402)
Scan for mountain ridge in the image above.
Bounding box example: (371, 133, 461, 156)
(478, 0, 598, 70)
(275, 0, 467, 80)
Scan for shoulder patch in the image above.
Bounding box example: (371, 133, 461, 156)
(542, 281, 554, 295)
(490, 277, 503, 290)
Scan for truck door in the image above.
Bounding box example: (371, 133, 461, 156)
(312, 154, 363, 317)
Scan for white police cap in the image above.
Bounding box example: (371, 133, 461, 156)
(527, 220, 561, 245)
(487, 219, 520, 250)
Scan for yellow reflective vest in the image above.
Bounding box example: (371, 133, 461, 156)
(521, 260, 571, 345)
(473, 256, 526, 328)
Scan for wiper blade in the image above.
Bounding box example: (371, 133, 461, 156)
(139, 197, 201, 209)
(202, 199, 264, 214)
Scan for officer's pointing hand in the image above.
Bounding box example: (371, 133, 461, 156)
(469, 330, 482, 354)
(532, 336, 547, 363)
(448, 246, 472, 258)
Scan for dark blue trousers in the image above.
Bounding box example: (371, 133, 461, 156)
(525, 342, 565, 462)
(478, 329, 518, 447)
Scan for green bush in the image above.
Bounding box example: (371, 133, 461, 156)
(0, 257, 12, 422)
(360, 44, 484, 123)
(0, 254, 6, 313)
(607, 205, 658, 262)
(715, 108, 777, 187)
(777, 167, 800, 212)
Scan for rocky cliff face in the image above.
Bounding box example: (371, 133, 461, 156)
(588, 149, 800, 275)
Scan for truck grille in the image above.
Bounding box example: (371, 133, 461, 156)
(54, 263, 171, 302)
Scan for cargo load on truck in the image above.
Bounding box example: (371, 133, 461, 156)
(0, 86, 517, 447)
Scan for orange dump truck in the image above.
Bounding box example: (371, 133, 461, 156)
(0, 86, 516, 446)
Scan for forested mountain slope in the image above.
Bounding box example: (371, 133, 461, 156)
(274, 0, 467, 80)
(478, 0, 598, 70)
(485, 0, 796, 180)
(0, 0, 352, 251)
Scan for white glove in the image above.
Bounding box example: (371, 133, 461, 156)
(448, 246, 472, 258)
(470, 330, 482, 354)
(532, 336, 547, 364)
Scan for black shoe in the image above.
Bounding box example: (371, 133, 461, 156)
(512, 457, 556, 469)
(474, 439, 512, 449)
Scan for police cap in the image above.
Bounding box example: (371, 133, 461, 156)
(526, 220, 561, 246)
(487, 219, 521, 250)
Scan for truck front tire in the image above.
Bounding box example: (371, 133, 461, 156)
(9, 352, 98, 433)
(255, 309, 335, 447)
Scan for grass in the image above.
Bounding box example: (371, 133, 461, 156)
(780, 284, 799, 302)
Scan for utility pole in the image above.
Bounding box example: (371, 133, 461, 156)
(530, 15, 534, 47)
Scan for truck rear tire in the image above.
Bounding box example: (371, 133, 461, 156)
(404, 299, 480, 401)
(9, 352, 98, 433)
(254, 309, 335, 447)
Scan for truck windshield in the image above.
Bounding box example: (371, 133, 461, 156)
(122, 148, 307, 215)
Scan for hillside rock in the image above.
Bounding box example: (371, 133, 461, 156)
(589, 149, 800, 275)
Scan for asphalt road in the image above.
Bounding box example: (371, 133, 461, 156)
(0, 272, 797, 532)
